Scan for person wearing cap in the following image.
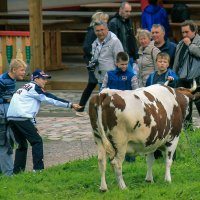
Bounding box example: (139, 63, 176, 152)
(7, 69, 81, 173)
(0, 59, 27, 176)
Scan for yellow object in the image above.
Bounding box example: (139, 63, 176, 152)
(16, 48, 23, 60)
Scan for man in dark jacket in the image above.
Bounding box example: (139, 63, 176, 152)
(173, 20, 200, 130)
(151, 24, 176, 69)
(108, 1, 138, 71)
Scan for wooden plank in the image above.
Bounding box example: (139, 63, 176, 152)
(56, 30, 62, 66)
(0, 19, 73, 25)
(44, 31, 51, 68)
(62, 46, 83, 54)
(50, 31, 57, 66)
(29, 0, 44, 71)
(0, 11, 141, 18)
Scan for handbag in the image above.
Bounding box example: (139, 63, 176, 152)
(178, 53, 200, 80)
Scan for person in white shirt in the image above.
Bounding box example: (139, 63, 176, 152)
(7, 69, 80, 173)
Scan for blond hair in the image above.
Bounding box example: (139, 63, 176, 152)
(90, 11, 109, 26)
(9, 59, 27, 72)
(136, 28, 152, 41)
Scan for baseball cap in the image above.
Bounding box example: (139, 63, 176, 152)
(31, 69, 51, 80)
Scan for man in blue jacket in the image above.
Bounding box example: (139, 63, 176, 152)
(151, 24, 176, 69)
(142, 0, 170, 37)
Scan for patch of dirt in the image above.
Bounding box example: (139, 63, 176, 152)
(25, 139, 97, 171)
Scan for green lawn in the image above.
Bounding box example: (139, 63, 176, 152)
(1, 129, 200, 200)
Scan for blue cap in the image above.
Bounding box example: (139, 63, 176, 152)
(31, 69, 51, 80)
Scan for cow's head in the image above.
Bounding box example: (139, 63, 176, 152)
(175, 80, 200, 120)
(176, 80, 200, 100)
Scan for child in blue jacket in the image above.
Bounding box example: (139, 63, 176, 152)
(146, 52, 178, 160)
(101, 52, 138, 91)
(101, 51, 139, 162)
(146, 52, 178, 88)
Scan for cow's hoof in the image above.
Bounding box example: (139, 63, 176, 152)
(99, 188, 108, 192)
(145, 179, 154, 183)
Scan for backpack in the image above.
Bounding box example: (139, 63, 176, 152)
(171, 3, 190, 23)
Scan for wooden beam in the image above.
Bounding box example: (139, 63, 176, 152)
(0, 0, 7, 12)
(29, 0, 44, 71)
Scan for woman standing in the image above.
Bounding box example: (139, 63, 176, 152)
(136, 29, 160, 87)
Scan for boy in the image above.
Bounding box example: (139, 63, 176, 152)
(101, 52, 138, 162)
(146, 52, 178, 159)
(7, 69, 81, 173)
(101, 51, 138, 91)
(0, 59, 27, 176)
(146, 52, 178, 87)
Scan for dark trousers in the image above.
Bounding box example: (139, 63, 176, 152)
(9, 120, 44, 173)
(78, 70, 97, 112)
(176, 78, 200, 124)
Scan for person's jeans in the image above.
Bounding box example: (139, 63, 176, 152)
(78, 70, 98, 112)
(9, 120, 44, 173)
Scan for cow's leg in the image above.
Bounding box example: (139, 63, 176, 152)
(165, 136, 179, 182)
(97, 140, 108, 191)
(111, 148, 127, 189)
(145, 153, 155, 182)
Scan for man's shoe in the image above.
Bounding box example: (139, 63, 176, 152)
(75, 111, 87, 117)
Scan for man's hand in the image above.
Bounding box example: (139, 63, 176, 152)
(72, 104, 83, 111)
(183, 37, 191, 46)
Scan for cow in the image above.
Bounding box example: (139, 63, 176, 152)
(88, 81, 200, 191)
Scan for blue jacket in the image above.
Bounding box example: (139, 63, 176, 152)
(0, 72, 16, 104)
(146, 69, 178, 88)
(157, 39, 177, 69)
(107, 69, 135, 90)
(142, 5, 170, 37)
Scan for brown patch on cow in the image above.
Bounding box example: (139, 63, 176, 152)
(133, 121, 141, 130)
(175, 92, 188, 120)
(101, 95, 118, 131)
(112, 94, 126, 111)
(168, 151, 172, 159)
(144, 91, 156, 102)
(165, 142, 172, 147)
(144, 100, 170, 146)
(169, 92, 188, 138)
(89, 95, 99, 131)
(134, 94, 140, 100)
(99, 93, 108, 105)
(108, 135, 117, 155)
(163, 85, 174, 95)
(101, 93, 126, 132)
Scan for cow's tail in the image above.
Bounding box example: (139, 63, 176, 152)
(97, 93, 116, 160)
(89, 93, 116, 159)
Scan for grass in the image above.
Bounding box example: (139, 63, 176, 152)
(1, 128, 200, 200)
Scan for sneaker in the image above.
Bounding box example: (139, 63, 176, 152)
(75, 111, 87, 117)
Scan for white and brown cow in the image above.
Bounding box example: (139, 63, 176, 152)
(89, 82, 200, 191)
